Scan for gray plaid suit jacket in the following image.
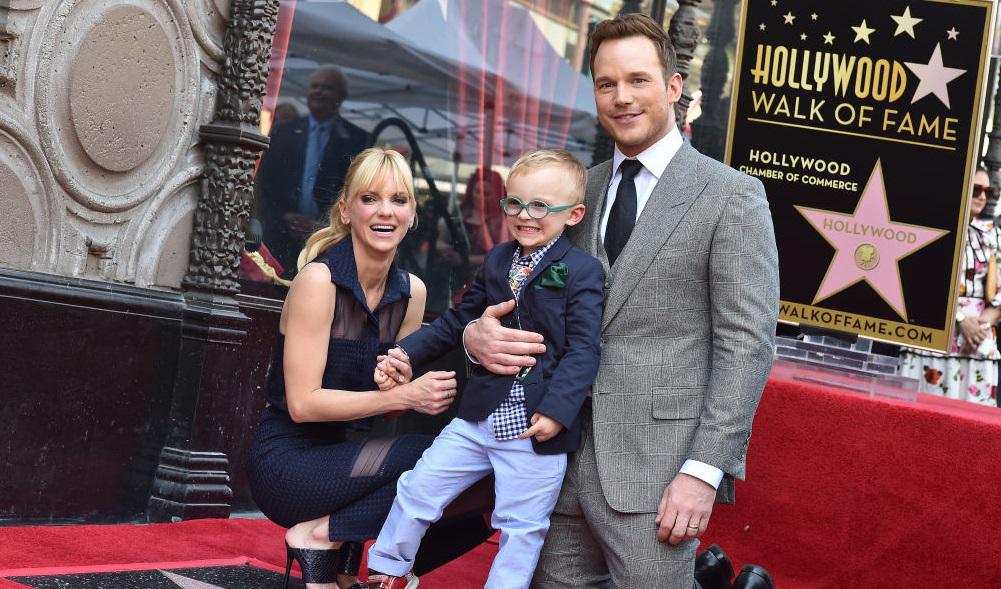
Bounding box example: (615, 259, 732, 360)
(566, 142, 779, 514)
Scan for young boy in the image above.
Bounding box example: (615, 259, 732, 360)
(365, 149, 605, 589)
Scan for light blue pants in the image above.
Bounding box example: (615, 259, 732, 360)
(368, 416, 568, 589)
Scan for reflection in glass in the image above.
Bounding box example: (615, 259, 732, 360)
(256, 65, 369, 275)
(249, 0, 603, 317)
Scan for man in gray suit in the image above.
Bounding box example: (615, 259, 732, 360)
(462, 13, 779, 589)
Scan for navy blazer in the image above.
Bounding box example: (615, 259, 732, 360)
(256, 115, 369, 272)
(400, 235, 604, 454)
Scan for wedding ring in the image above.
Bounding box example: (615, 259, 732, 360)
(686, 523, 700, 529)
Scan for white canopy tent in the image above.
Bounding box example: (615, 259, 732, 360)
(276, 0, 597, 166)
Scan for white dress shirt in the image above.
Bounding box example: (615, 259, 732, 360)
(599, 126, 683, 242)
(598, 128, 724, 491)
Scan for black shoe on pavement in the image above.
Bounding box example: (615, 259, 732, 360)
(733, 564, 775, 589)
(694, 544, 735, 589)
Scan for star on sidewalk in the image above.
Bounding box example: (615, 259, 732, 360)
(161, 570, 225, 589)
(823, 31, 836, 45)
(905, 43, 966, 108)
(891, 6, 923, 38)
(852, 19, 876, 44)
(783, 11, 796, 24)
(795, 161, 947, 320)
(947, 27, 960, 40)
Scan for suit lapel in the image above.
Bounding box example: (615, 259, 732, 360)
(288, 118, 309, 201)
(602, 143, 705, 331)
(567, 161, 613, 273)
(489, 240, 518, 298)
(521, 235, 572, 290)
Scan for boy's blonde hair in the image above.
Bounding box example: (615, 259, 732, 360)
(508, 149, 587, 204)
(297, 147, 416, 269)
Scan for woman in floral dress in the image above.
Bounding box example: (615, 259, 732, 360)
(900, 168, 1001, 406)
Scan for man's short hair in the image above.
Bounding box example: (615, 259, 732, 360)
(508, 149, 587, 204)
(588, 13, 677, 81)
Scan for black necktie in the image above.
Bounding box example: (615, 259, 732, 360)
(604, 159, 643, 266)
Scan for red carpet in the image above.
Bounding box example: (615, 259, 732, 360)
(4, 372, 1001, 588)
(701, 371, 1001, 589)
(0, 519, 496, 588)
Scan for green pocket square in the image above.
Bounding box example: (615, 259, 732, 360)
(535, 262, 568, 289)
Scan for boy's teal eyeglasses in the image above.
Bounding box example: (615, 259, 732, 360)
(499, 197, 576, 219)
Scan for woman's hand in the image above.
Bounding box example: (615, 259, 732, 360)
(979, 306, 1001, 327)
(397, 371, 457, 415)
(374, 348, 413, 391)
(958, 316, 989, 353)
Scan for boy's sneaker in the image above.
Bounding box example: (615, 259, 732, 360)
(364, 571, 419, 589)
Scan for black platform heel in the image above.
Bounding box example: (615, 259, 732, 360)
(335, 541, 367, 589)
(283, 541, 338, 588)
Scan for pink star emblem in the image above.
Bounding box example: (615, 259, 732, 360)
(795, 161, 948, 319)
(905, 43, 966, 109)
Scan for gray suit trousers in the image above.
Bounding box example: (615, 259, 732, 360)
(530, 405, 697, 589)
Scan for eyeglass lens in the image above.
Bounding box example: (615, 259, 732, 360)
(502, 198, 552, 219)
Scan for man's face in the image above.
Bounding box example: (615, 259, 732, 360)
(306, 70, 345, 121)
(592, 35, 682, 157)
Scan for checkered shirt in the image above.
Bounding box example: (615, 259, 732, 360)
(490, 237, 560, 441)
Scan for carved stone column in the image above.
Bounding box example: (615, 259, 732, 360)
(148, 0, 279, 522)
(669, 0, 703, 132)
(691, 0, 738, 161)
(982, 58, 1001, 218)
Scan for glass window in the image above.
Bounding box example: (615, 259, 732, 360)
(247, 0, 605, 318)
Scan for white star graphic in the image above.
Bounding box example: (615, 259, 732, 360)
(946, 27, 960, 40)
(759, 23, 767, 31)
(783, 11, 795, 24)
(161, 570, 225, 589)
(823, 32, 836, 45)
(770, 0, 778, 6)
(891, 6, 923, 38)
(800, 33, 808, 41)
(852, 19, 876, 44)
(905, 43, 966, 108)
(811, 13, 819, 21)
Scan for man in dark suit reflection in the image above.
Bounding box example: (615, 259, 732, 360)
(256, 65, 369, 275)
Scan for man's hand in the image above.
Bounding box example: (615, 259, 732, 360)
(518, 413, 564, 443)
(655, 473, 716, 545)
(463, 300, 546, 376)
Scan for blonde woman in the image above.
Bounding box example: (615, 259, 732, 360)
(248, 148, 484, 589)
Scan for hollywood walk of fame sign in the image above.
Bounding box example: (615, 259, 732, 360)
(725, 0, 996, 351)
